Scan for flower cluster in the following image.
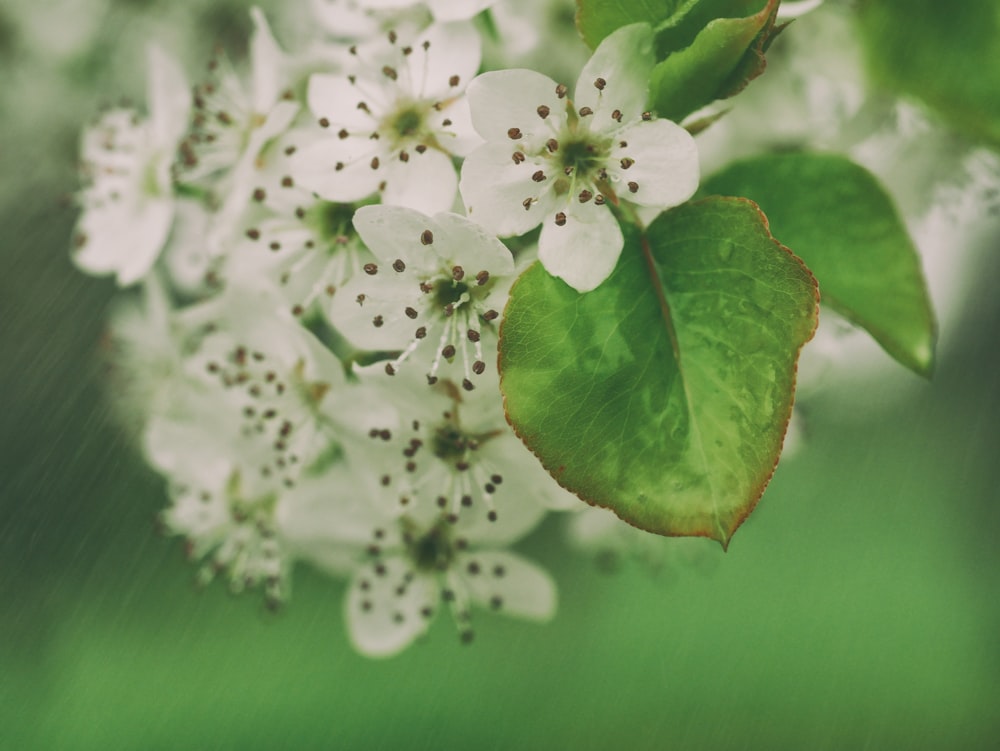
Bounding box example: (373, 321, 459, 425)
(70, 0, 730, 657)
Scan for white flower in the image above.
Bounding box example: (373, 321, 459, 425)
(157, 446, 291, 607)
(178, 8, 302, 252)
(311, 0, 495, 38)
(290, 22, 481, 213)
(330, 205, 514, 387)
(355, 369, 576, 522)
(146, 284, 395, 497)
(460, 22, 700, 292)
(343, 508, 556, 657)
(144, 285, 398, 604)
(72, 45, 189, 286)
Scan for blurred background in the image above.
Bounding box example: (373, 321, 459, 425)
(1, 1, 998, 748)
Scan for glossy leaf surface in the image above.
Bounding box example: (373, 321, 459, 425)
(703, 152, 936, 376)
(500, 198, 818, 547)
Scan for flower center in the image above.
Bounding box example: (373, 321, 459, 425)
(432, 421, 472, 461)
(434, 279, 470, 308)
(407, 521, 454, 572)
(385, 102, 430, 145)
(307, 201, 357, 246)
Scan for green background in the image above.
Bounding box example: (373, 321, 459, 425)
(2, 1, 998, 748)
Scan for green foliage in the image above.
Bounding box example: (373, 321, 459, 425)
(576, 0, 780, 121)
(858, 0, 1000, 147)
(500, 198, 818, 547)
(703, 153, 936, 376)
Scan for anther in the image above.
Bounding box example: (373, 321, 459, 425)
(473, 361, 486, 375)
(547, 138, 559, 152)
(462, 379, 474, 391)
(594, 77, 606, 90)
(442, 345, 456, 359)
(612, 109, 623, 122)
(620, 157, 634, 170)
(246, 228, 260, 240)
(415, 327, 427, 339)
(555, 84, 568, 98)
(467, 329, 480, 342)
(628, 181, 639, 193)
(393, 258, 406, 272)
(281, 176, 293, 188)
(522, 197, 533, 211)
(507, 128, 522, 140)
(421, 229, 433, 245)
(475, 270, 489, 286)
(555, 212, 567, 226)
(318, 117, 330, 128)
(512, 151, 525, 164)
(405, 307, 418, 319)
(579, 106, 594, 117)
(537, 105, 550, 119)
(482, 310, 499, 321)
(641, 111, 652, 121)
(364, 263, 378, 275)
(385, 363, 395, 375)
(373, 315, 384, 328)
(338, 129, 349, 139)
(452, 265, 465, 281)
(382, 65, 398, 80)
(532, 170, 545, 182)
(399, 150, 410, 162)
(449, 75, 460, 86)
(252, 188, 266, 201)
(370, 156, 380, 169)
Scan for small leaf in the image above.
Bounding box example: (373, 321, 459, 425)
(649, 0, 779, 122)
(858, 0, 1000, 146)
(702, 152, 936, 376)
(499, 198, 818, 547)
(575, 0, 691, 50)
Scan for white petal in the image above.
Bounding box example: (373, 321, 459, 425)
(307, 73, 381, 128)
(353, 204, 442, 269)
(435, 94, 482, 157)
(291, 138, 383, 202)
(407, 22, 482, 100)
(457, 550, 556, 622)
(574, 23, 655, 125)
(250, 7, 285, 113)
(345, 557, 436, 658)
(609, 119, 699, 208)
(537, 203, 623, 292)
(778, 0, 825, 20)
(75, 197, 174, 286)
(460, 142, 557, 236)
(430, 211, 515, 275)
(146, 45, 190, 146)
(381, 148, 458, 214)
(466, 69, 565, 144)
(427, 0, 495, 22)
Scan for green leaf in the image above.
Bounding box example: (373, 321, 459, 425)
(655, 0, 767, 57)
(575, 0, 691, 50)
(499, 198, 818, 547)
(702, 153, 936, 377)
(648, 0, 780, 121)
(858, 0, 1000, 147)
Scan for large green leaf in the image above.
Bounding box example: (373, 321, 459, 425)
(649, 0, 780, 121)
(702, 153, 936, 376)
(858, 0, 1000, 147)
(499, 198, 818, 547)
